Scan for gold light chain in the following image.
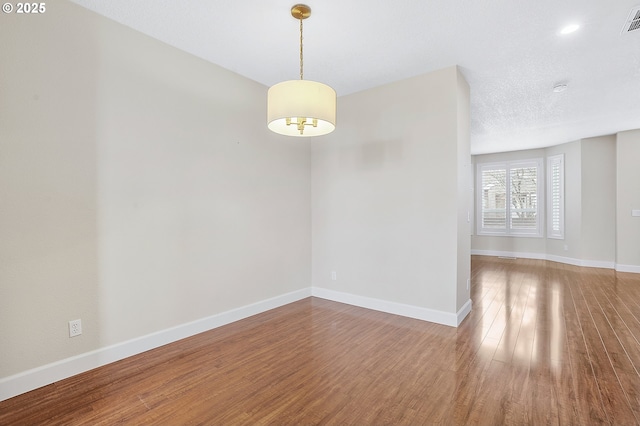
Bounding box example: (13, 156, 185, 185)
(299, 16, 304, 80)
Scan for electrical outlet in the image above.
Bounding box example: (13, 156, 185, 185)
(331, 271, 337, 281)
(69, 319, 82, 337)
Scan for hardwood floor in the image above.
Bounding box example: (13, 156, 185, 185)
(1, 256, 640, 425)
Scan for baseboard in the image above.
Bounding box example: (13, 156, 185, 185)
(471, 249, 616, 270)
(311, 287, 463, 328)
(582, 259, 617, 269)
(545, 254, 583, 267)
(456, 299, 473, 326)
(616, 264, 640, 274)
(0, 288, 311, 402)
(471, 249, 547, 261)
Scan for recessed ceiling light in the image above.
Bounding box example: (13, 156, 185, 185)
(553, 84, 568, 93)
(560, 24, 580, 35)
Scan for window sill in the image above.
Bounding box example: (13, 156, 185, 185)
(476, 232, 544, 238)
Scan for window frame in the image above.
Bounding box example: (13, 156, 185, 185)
(476, 158, 544, 237)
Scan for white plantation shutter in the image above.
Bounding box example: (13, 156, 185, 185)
(510, 166, 538, 230)
(481, 168, 507, 230)
(477, 159, 543, 236)
(547, 154, 564, 239)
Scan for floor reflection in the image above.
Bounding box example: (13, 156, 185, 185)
(475, 260, 568, 369)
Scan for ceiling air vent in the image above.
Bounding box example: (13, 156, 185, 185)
(622, 6, 640, 34)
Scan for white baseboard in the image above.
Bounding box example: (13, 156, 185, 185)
(583, 259, 618, 269)
(471, 249, 617, 270)
(616, 264, 640, 274)
(545, 254, 584, 267)
(456, 299, 473, 326)
(472, 249, 547, 261)
(0, 288, 311, 402)
(311, 287, 470, 328)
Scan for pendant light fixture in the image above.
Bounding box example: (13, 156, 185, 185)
(267, 4, 336, 137)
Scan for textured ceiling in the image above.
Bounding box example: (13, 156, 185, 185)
(71, 0, 640, 154)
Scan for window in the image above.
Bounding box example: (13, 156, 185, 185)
(477, 159, 544, 236)
(547, 154, 564, 239)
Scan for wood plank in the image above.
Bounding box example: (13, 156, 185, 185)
(570, 276, 638, 424)
(559, 265, 609, 424)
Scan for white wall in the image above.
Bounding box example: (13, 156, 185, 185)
(0, 1, 310, 380)
(581, 136, 616, 263)
(616, 130, 640, 270)
(455, 71, 472, 311)
(311, 66, 470, 320)
(0, 2, 102, 381)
